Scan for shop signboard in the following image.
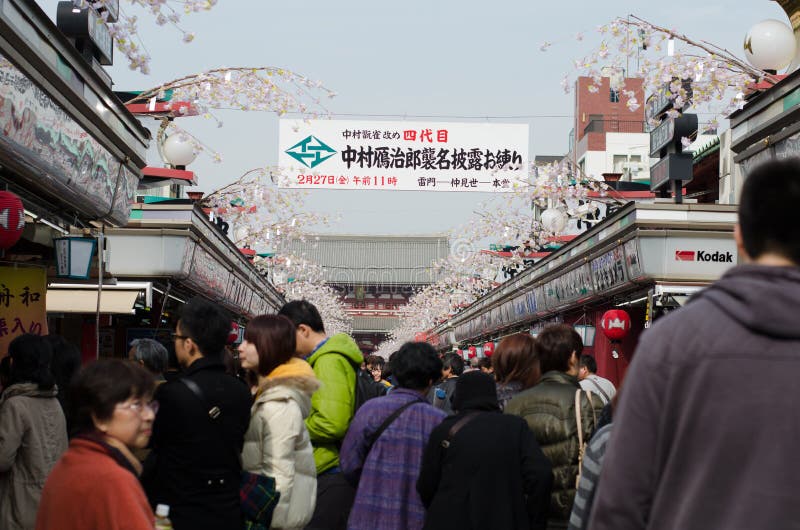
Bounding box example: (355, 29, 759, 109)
(624, 239, 645, 280)
(543, 264, 594, 310)
(664, 237, 738, 279)
(278, 119, 528, 192)
(0, 56, 138, 225)
(591, 246, 628, 292)
(0, 265, 48, 356)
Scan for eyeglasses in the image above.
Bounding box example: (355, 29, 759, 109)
(117, 400, 159, 415)
(171, 332, 190, 342)
(368, 366, 382, 373)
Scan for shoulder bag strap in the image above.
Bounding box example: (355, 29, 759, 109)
(365, 398, 422, 455)
(586, 376, 610, 403)
(440, 412, 481, 449)
(180, 377, 222, 420)
(179, 377, 241, 466)
(574, 389, 585, 488)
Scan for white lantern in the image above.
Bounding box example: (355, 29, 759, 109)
(744, 19, 796, 71)
(540, 208, 567, 233)
(161, 133, 197, 167)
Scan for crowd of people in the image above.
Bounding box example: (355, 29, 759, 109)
(0, 157, 798, 529)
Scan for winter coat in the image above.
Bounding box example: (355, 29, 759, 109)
(142, 356, 252, 530)
(504, 371, 603, 528)
(590, 265, 800, 530)
(341, 388, 446, 530)
(0, 383, 67, 530)
(417, 397, 553, 530)
(35, 437, 154, 530)
(242, 358, 320, 530)
(305, 333, 363, 474)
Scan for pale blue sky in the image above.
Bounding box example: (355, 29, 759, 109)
(36, 1, 789, 234)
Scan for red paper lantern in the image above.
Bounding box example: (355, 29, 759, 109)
(0, 191, 25, 250)
(600, 309, 632, 341)
(467, 346, 477, 359)
(227, 322, 241, 345)
(483, 342, 495, 357)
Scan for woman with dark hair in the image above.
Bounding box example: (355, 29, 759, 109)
(35, 360, 157, 530)
(0, 334, 67, 530)
(493, 334, 541, 410)
(238, 314, 320, 530)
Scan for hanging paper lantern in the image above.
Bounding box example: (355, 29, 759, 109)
(0, 191, 25, 250)
(467, 346, 477, 359)
(483, 342, 495, 357)
(227, 322, 240, 345)
(600, 309, 632, 341)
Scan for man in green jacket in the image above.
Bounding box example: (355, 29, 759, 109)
(279, 300, 363, 530)
(505, 324, 603, 530)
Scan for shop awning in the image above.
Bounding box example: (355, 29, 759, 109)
(46, 282, 152, 314)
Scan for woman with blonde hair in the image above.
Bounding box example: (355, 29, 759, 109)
(492, 333, 541, 410)
(239, 315, 320, 530)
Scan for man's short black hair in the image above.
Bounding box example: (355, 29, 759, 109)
(538, 324, 583, 373)
(442, 352, 465, 376)
(391, 342, 443, 390)
(278, 300, 325, 333)
(579, 354, 597, 374)
(739, 157, 800, 264)
(180, 296, 230, 358)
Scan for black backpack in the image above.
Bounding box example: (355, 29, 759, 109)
(354, 369, 388, 412)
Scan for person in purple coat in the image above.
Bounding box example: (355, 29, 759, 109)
(340, 342, 446, 530)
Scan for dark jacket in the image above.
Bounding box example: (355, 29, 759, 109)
(143, 357, 252, 530)
(417, 390, 553, 530)
(504, 371, 603, 528)
(590, 265, 800, 530)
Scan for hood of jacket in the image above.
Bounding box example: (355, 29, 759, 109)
(1, 382, 58, 402)
(694, 264, 800, 339)
(306, 332, 363, 367)
(256, 358, 321, 418)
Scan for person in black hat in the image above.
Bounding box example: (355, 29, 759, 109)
(417, 371, 553, 530)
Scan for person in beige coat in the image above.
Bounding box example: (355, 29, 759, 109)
(0, 334, 68, 530)
(239, 315, 320, 530)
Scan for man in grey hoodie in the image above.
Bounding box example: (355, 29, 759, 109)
(589, 157, 800, 530)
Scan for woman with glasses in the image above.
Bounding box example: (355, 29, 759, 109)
(35, 359, 158, 530)
(238, 314, 320, 530)
(0, 334, 68, 530)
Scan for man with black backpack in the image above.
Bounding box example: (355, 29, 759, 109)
(278, 300, 363, 530)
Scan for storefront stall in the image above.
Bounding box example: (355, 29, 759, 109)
(0, 0, 150, 355)
(434, 202, 738, 386)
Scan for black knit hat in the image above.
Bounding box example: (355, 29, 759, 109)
(451, 371, 500, 412)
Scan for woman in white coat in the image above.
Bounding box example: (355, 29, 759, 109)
(239, 314, 320, 530)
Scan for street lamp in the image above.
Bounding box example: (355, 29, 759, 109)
(744, 19, 796, 72)
(160, 132, 198, 169)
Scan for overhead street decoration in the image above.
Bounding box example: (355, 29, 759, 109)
(278, 119, 529, 191)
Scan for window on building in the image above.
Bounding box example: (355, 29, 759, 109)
(613, 155, 627, 173)
(610, 89, 620, 103)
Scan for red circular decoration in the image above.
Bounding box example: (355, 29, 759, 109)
(600, 309, 632, 341)
(0, 191, 24, 250)
(227, 322, 240, 345)
(467, 346, 477, 359)
(483, 342, 495, 357)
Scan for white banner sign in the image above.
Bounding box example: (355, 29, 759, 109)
(277, 119, 529, 191)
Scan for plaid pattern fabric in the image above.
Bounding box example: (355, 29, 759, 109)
(240, 471, 280, 527)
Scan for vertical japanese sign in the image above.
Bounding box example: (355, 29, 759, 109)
(0, 266, 48, 356)
(278, 120, 529, 191)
